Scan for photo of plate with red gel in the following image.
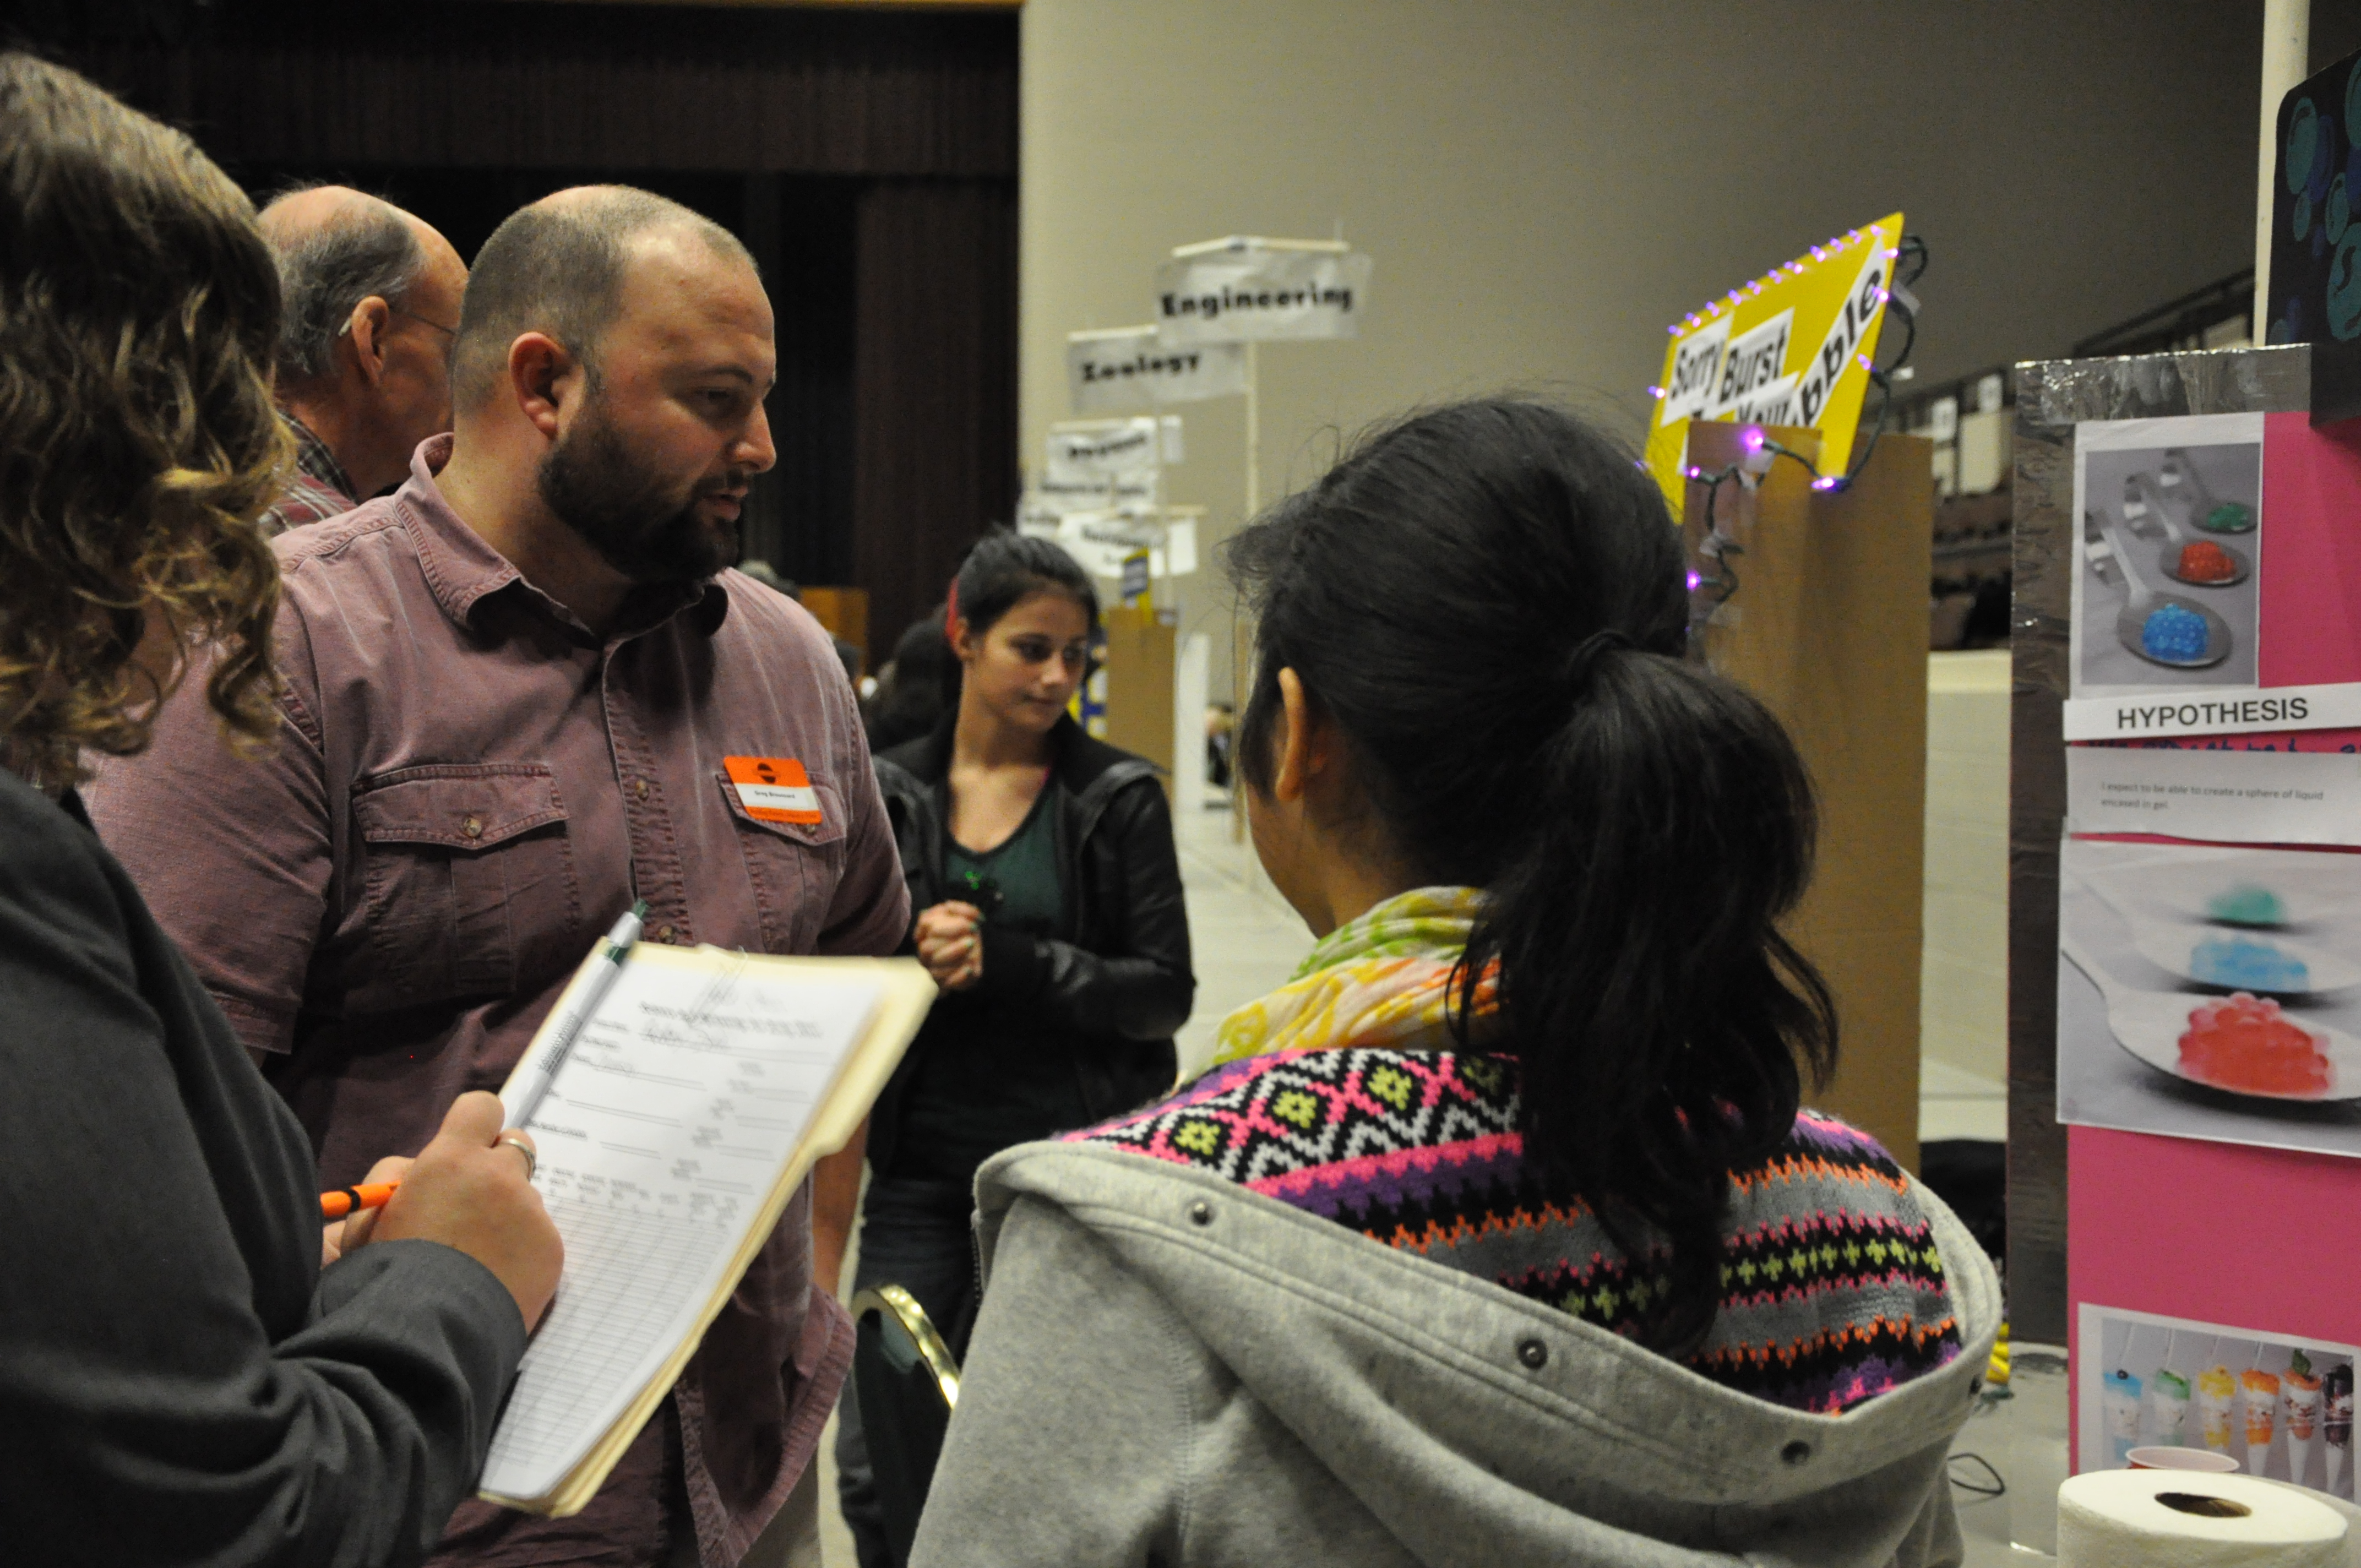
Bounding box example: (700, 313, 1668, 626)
(2061, 839, 2361, 1156)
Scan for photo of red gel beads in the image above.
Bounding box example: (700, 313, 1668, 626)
(2175, 540, 2237, 583)
(2179, 992, 2331, 1096)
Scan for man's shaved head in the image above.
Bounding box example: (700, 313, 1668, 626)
(451, 185, 754, 408)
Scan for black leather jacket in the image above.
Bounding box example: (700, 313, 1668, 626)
(866, 713, 1193, 1178)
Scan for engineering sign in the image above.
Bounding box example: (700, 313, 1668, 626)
(1642, 211, 1904, 512)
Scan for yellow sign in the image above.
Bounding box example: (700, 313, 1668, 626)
(1643, 211, 1904, 511)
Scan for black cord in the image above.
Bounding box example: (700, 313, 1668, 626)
(1753, 232, 1928, 496)
(1946, 1452, 2005, 1499)
(1685, 233, 1929, 613)
(1687, 465, 1745, 614)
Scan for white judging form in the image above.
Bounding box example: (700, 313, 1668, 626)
(1154, 242, 1373, 343)
(480, 942, 935, 1516)
(1067, 325, 1247, 412)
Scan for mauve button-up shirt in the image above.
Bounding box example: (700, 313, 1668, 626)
(86, 434, 910, 1567)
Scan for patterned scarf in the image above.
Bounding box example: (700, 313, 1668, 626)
(1207, 885, 1498, 1068)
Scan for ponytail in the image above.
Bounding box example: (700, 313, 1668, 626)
(1467, 641, 1834, 1353)
(1226, 398, 1836, 1354)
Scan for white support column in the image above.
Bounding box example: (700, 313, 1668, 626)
(1243, 340, 1260, 520)
(2256, 0, 2310, 302)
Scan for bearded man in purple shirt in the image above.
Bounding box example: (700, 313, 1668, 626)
(89, 186, 909, 1568)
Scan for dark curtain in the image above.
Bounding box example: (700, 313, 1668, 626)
(52, 2, 1016, 178)
(853, 179, 1019, 654)
(24, 0, 1017, 644)
(758, 175, 859, 587)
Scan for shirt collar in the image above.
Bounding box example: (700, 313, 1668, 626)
(395, 433, 730, 641)
(282, 410, 357, 507)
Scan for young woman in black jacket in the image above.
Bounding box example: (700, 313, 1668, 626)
(834, 533, 1193, 1566)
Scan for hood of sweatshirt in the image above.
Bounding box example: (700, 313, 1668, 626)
(971, 1142, 2001, 1566)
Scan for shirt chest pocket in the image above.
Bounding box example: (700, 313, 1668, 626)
(351, 764, 584, 1004)
(716, 770, 846, 954)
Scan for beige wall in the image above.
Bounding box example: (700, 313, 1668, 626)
(1021, 0, 2262, 684)
(1923, 651, 2012, 1086)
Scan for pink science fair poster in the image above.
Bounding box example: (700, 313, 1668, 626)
(2064, 413, 2361, 1477)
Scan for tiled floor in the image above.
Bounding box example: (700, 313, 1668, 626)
(1169, 796, 1316, 1076)
(816, 798, 2025, 1564)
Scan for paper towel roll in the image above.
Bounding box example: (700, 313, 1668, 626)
(2058, 1470, 2347, 1568)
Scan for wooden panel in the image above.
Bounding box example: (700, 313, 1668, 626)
(1100, 608, 1174, 790)
(797, 586, 870, 662)
(1683, 424, 1935, 1172)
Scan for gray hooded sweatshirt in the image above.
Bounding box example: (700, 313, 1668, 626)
(908, 1142, 2001, 1567)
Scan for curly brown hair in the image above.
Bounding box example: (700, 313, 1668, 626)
(0, 53, 290, 790)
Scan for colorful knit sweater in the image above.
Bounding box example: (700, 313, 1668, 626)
(1069, 1044, 1963, 1415)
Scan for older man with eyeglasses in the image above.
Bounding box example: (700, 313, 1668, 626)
(254, 184, 468, 532)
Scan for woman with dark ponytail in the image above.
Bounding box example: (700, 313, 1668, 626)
(835, 531, 1194, 1567)
(910, 401, 1999, 1567)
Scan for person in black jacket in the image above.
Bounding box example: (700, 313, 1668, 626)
(834, 533, 1193, 1566)
(0, 54, 561, 1567)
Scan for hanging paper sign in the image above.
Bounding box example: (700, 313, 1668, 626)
(1030, 471, 1114, 515)
(1108, 469, 1159, 508)
(1154, 246, 1374, 344)
(1021, 509, 1197, 582)
(1644, 211, 1903, 511)
(1067, 326, 1248, 412)
(1047, 419, 1162, 476)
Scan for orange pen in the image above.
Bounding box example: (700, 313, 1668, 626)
(319, 1182, 401, 1221)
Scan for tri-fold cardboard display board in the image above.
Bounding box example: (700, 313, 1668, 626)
(1682, 423, 1933, 1173)
(2012, 342, 2361, 1500)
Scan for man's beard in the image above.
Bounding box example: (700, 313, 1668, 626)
(537, 401, 743, 585)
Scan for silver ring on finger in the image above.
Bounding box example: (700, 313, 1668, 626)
(497, 1132, 537, 1182)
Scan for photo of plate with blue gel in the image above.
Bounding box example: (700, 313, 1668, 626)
(2123, 917, 2357, 996)
(2071, 423, 2261, 698)
(2088, 848, 2361, 932)
(2074, 868, 2361, 995)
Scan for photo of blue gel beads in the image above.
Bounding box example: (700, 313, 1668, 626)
(2190, 936, 2310, 992)
(2140, 602, 2210, 661)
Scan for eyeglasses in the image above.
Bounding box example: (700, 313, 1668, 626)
(391, 305, 458, 338)
(339, 303, 458, 339)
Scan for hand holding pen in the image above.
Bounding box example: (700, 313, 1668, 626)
(320, 1092, 563, 1330)
(316, 901, 644, 1317)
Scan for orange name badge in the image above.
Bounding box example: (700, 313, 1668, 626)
(723, 755, 823, 825)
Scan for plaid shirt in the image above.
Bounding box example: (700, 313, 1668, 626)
(255, 412, 358, 536)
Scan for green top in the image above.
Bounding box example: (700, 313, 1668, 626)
(945, 787, 1063, 935)
(896, 785, 1079, 1181)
